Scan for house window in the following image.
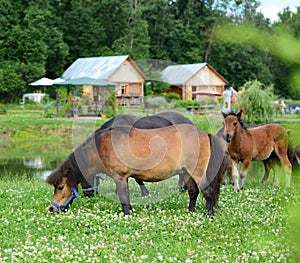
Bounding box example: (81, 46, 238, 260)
(120, 85, 125, 95)
(120, 84, 129, 95)
(192, 86, 196, 100)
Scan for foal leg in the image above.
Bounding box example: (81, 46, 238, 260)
(114, 178, 131, 215)
(228, 165, 234, 185)
(240, 159, 251, 190)
(226, 155, 234, 185)
(231, 160, 240, 192)
(262, 159, 272, 185)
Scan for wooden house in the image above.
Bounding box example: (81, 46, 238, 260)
(161, 63, 228, 100)
(62, 55, 146, 106)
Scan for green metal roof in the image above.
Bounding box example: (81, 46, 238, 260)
(161, 63, 207, 85)
(54, 77, 117, 86)
(62, 55, 129, 80)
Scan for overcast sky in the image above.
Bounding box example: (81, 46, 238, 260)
(258, 0, 299, 22)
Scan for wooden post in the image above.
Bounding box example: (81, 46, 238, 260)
(56, 89, 59, 117)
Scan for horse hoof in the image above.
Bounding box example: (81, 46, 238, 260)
(122, 204, 131, 215)
(207, 211, 214, 218)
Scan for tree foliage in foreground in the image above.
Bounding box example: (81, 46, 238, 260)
(0, 0, 300, 102)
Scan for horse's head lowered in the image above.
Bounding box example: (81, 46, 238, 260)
(222, 110, 244, 142)
(46, 158, 81, 213)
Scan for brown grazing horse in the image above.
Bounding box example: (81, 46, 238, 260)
(46, 124, 226, 217)
(222, 110, 292, 191)
(80, 111, 194, 196)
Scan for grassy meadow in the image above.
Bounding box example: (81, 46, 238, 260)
(0, 170, 299, 262)
(0, 107, 299, 262)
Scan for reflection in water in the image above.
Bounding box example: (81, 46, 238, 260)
(23, 157, 44, 169)
(1, 119, 97, 181)
(0, 157, 61, 180)
(0, 140, 73, 180)
(32, 170, 53, 180)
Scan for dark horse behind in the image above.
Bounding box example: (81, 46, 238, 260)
(46, 123, 227, 217)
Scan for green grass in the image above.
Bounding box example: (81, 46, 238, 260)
(0, 112, 105, 140)
(0, 107, 299, 262)
(0, 106, 298, 141)
(0, 171, 299, 262)
(0, 108, 216, 141)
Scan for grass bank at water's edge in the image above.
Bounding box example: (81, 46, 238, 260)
(0, 113, 99, 140)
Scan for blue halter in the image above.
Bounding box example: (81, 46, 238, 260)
(82, 174, 104, 194)
(50, 186, 80, 212)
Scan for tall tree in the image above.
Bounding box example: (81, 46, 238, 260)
(56, 0, 108, 65)
(0, 0, 68, 101)
(208, 42, 273, 89)
(0, 0, 299, 101)
(112, 0, 150, 60)
(142, 0, 175, 60)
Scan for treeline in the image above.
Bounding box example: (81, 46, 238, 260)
(0, 0, 300, 102)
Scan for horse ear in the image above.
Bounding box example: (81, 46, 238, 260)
(237, 110, 243, 119)
(221, 112, 228, 119)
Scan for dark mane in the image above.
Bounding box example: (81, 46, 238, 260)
(46, 152, 86, 186)
(238, 118, 246, 129)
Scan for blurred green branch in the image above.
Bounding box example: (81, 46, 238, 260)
(215, 24, 300, 94)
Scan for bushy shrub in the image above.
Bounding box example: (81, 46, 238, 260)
(104, 108, 115, 118)
(166, 92, 180, 101)
(145, 96, 168, 107)
(175, 100, 199, 109)
(43, 109, 56, 118)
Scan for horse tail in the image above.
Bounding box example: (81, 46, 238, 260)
(287, 144, 300, 169)
(295, 147, 300, 166)
(286, 131, 300, 168)
(206, 134, 226, 206)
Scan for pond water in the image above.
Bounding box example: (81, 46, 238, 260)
(0, 140, 73, 180)
(0, 118, 102, 180)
